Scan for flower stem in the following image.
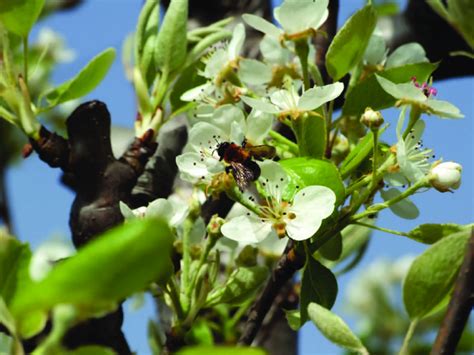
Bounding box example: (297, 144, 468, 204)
(269, 130, 299, 155)
(180, 216, 195, 313)
(295, 39, 310, 90)
(353, 221, 409, 237)
(167, 277, 185, 321)
(23, 36, 28, 84)
(370, 129, 379, 189)
(226, 187, 261, 216)
(399, 319, 418, 355)
(351, 178, 429, 221)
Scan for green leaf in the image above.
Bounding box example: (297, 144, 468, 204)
(239, 59, 272, 86)
(0, 297, 15, 334)
(380, 188, 419, 220)
(281, 157, 345, 206)
(284, 309, 302, 331)
(407, 223, 473, 244)
(205, 266, 268, 307)
(364, 35, 387, 65)
(403, 229, 471, 319)
(300, 257, 338, 323)
(326, 5, 377, 80)
(135, 0, 160, 87)
(319, 233, 342, 261)
(177, 346, 266, 355)
(0, 0, 45, 37)
(11, 219, 174, 320)
(342, 62, 438, 116)
(292, 112, 326, 159)
(185, 320, 214, 346)
(0, 234, 32, 305)
(385, 42, 428, 68)
(338, 223, 372, 262)
(17, 309, 47, 338)
(155, 0, 188, 73)
(64, 345, 116, 355)
(447, 0, 474, 48)
(340, 130, 376, 179)
(308, 303, 368, 354)
(45, 48, 116, 106)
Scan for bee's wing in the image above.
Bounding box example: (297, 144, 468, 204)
(230, 161, 259, 191)
(246, 145, 276, 160)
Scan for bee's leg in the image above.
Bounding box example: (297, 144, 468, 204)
(241, 138, 247, 148)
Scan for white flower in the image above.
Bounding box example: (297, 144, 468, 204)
(176, 105, 272, 185)
(29, 239, 75, 281)
(181, 24, 245, 104)
(221, 161, 336, 244)
(120, 196, 187, 227)
(430, 162, 462, 192)
(396, 116, 433, 183)
(241, 81, 344, 119)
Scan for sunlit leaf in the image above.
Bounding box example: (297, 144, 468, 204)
(0, 0, 45, 37)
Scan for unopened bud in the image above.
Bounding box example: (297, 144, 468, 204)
(361, 107, 384, 130)
(207, 214, 225, 239)
(429, 162, 462, 192)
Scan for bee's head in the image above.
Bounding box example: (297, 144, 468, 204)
(216, 141, 230, 159)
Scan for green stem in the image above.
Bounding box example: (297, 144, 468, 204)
(228, 298, 253, 329)
(168, 277, 185, 321)
(399, 319, 418, 355)
(309, 63, 324, 86)
(370, 129, 379, 189)
(353, 221, 409, 237)
(181, 217, 194, 305)
(23, 36, 28, 84)
(345, 176, 371, 197)
(269, 130, 299, 155)
(351, 178, 429, 221)
(295, 40, 310, 90)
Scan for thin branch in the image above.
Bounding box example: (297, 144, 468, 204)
(238, 243, 305, 345)
(431, 229, 474, 354)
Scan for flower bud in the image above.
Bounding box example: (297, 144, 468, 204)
(360, 107, 384, 130)
(207, 214, 225, 240)
(429, 162, 462, 192)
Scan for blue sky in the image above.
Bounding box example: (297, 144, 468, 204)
(6, 1, 473, 354)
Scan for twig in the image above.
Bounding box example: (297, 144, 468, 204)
(238, 243, 305, 345)
(431, 229, 474, 354)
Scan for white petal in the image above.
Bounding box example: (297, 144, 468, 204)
(186, 122, 227, 154)
(176, 152, 222, 182)
(297, 82, 344, 111)
(259, 161, 288, 201)
(146, 199, 174, 222)
(275, 0, 329, 34)
(241, 96, 280, 114)
(180, 83, 213, 102)
(270, 89, 296, 111)
(209, 105, 245, 134)
(228, 23, 245, 60)
(286, 186, 336, 241)
(242, 14, 281, 38)
(119, 201, 136, 220)
(245, 109, 273, 145)
(230, 121, 246, 144)
(221, 214, 273, 245)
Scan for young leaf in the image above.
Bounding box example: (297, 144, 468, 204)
(308, 303, 368, 354)
(281, 157, 345, 206)
(11, 218, 174, 319)
(380, 188, 420, 220)
(135, 0, 160, 86)
(155, 0, 188, 73)
(284, 309, 302, 331)
(342, 62, 438, 116)
(205, 266, 268, 307)
(44, 48, 116, 107)
(403, 229, 471, 319)
(340, 130, 375, 179)
(0, 0, 45, 37)
(326, 5, 377, 80)
(407, 223, 473, 244)
(385, 42, 428, 69)
(300, 257, 338, 323)
(64, 345, 116, 355)
(177, 346, 266, 355)
(0, 297, 15, 335)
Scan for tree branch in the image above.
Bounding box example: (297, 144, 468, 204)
(431, 229, 474, 355)
(238, 243, 305, 345)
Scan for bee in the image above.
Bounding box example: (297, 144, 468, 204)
(216, 139, 276, 190)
